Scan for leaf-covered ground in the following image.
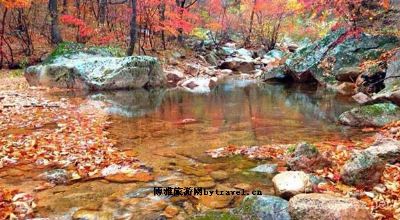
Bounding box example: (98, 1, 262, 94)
(0, 74, 152, 218)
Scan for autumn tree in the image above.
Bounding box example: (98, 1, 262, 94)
(127, 0, 137, 55)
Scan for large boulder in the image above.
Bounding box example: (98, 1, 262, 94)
(272, 171, 312, 199)
(288, 193, 373, 220)
(234, 195, 291, 220)
(25, 47, 165, 90)
(219, 57, 255, 73)
(339, 103, 400, 127)
(260, 66, 291, 82)
(372, 50, 400, 105)
(340, 151, 385, 188)
(285, 28, 398, 85)
(364, 138, 400, 163)
(335, 66, 363, 82)
(287, 143, 331, 172)
(285, 28, 348, 83)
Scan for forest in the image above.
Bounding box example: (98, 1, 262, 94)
(0, 0, 400, 219)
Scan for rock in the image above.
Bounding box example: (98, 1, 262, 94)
(162, 205, 180, 218)
(355, 63, 386, 94)
(352, 92, 372, 104)
(371, 50, 400, 105)
(364, 138, 400, 163)
(272, 171, 312, 199)
(25, 52, 165, 90)
(335, 67, 362, 82)
(125, 188, 153, 198)
(218, 46, 235, 56)
(249, 164, 278, 174)
(339, 103, 400, 127)
(335, 82, 356, 95)
(234, 195, 290, 220)
(285, 28, 348, 83)
(72, 209, 112, 220)
(165, 69, 185, 86)
(288, 193, 373, 220)
(285, 28, 398, 86)
(235, 48, 253, 57)
(233, 183, 252, 191)
(340, 151, 385, 188)
(205, 51, 219, 66)
(287, 143, 331, 172)
(198, 185, 235, 209)
(180, 77, 217, 93)
(260, 66, 290, 82)
(196, 180, 216, 188)
(40, 169, 69, 185)
(219, 57, 255, 73)
(210, 170, 229, 181)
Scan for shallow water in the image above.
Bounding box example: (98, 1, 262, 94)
(1, 80, 369, 218)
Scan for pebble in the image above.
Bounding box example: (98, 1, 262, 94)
(163, 205, 180, 218)
(210, 170, 229, 181)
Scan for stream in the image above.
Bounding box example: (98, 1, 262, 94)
(1, 79, 370, 219)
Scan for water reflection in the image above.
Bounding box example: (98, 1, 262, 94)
(102, 80, 364, 149)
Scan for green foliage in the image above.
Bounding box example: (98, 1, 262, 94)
(359, 103, 399, 117)
(287, 145, 296, 154)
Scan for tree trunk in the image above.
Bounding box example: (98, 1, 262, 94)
(49, 0, 63, 44)
(126, 0, 137, 56)
(98, 0, 107, 26)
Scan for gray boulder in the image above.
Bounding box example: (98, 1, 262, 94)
(235, 195, 291, 220)
(288, 193, 373, 220)
(25, 53, 165, 90)
(340, 151, 385, 188)
(285, 28, 398, 85)
(364, 138, 400, 163)
(339, 103, 400, 127)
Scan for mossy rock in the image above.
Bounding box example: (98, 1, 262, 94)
(339, 103, 400, 127)
(45, 42, 124, 64)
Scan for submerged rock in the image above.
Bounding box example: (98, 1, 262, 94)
(249, 164, 278, 174)
(72, 209, 112, 220)
(272, 171, 312, 199)
(234, 195, 291, 220)
(340, 151, 385, 188)
(25, 50, 165, 90)
(339, 103, 400, 127)
(287, 143, 331, 172)
(40, 169, 69, 185)
(288, 193, 373, 220)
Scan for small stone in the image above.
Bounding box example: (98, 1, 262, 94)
(210, 170, 229, 181)
(249, 164, 278, 174)
(198, 185, 235, 209)
(272, 171, 312, 199)
(340, 151, 385, 188)
(72, 209, 112, 220)
(364, 138, 400, 163)
(373, 184, 386, 193)
(196, 180, 216, 188)
(163, 205, 180, 218)
(40, 169, 69, 185)
(287, 143, 331, 172)
(352, 92, 372, 104)
(233, 183, 252, 191)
